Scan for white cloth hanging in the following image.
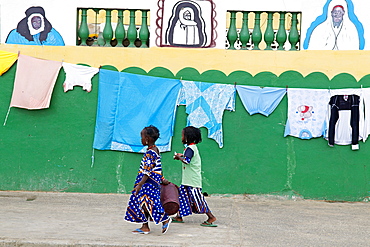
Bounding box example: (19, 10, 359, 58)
(62, 62, 99, 92)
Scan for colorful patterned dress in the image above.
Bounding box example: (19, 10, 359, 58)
(124, 149, 169, 224)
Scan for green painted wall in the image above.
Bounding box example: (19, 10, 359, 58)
(0, 63, 369, 201)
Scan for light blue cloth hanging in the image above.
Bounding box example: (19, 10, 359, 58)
(93, 69, 182, 153)
(178, 80, 236, 148)
(236, 85, 286, 117)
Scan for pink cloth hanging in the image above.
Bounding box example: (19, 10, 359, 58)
(10, 54, 62, 109)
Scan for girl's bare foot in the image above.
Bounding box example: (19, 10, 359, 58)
(204, 212, 217, 224)
(206, 216, 216, 224)
(200, 215, 217, 227)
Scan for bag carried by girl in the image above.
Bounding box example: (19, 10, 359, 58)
(160, 182, 179, 215)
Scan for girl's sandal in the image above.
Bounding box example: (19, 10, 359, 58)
(200, 221, 218, 227)
(132, 228, 150, 234)
(162, 218, 172, 234)
(171, 217, 184, 223)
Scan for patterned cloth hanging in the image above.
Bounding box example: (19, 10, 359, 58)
(284, 88, 330, 139)
(178, 80, 235, 148)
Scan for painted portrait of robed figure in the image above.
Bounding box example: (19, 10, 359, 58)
(6, 6, 65, 46)
(157, 0, 217, 48)
(303, 0, 364, 50)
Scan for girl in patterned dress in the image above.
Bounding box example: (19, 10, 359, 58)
(172, 126, 217, 227)
(124, 125, 172, 234)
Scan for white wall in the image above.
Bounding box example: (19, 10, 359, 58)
(0, 0, 157, 46)
(1, 0, 369, 50)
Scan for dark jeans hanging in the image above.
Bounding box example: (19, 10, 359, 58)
(328, 95, 360, 146)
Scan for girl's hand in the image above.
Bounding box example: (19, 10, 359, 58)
(173, 153, 183, 160)
(133, 184, 142, 195)
(162, 178, 170, 185)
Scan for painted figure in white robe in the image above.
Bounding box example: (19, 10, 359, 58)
(304, 0, 364, 50)
(172, 7, 199, 45)
(165, 0, 206, 47)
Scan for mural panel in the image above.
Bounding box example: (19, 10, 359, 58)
(303, 0, 364, 50)
(156, 0, 217, 48)
(5, 6, 65, 46)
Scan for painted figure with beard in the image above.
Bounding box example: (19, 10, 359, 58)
(304, 0, 364, 50)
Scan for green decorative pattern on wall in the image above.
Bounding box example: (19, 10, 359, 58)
(0, 63, 369, 201)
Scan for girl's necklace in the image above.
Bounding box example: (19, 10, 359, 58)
(148, 145, 156, 150)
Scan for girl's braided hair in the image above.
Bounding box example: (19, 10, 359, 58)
(183, 126, 202, 144)
(143, 125, 160, 142)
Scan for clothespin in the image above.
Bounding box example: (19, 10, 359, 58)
(286, 85, 288, 91)
(17, 51, 20, 57)
(234, 82, 237, 88)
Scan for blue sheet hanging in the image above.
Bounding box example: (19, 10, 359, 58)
(93, 69, 182, 153)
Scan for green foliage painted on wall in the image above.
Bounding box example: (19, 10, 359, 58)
(0, 63, 369, 201)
